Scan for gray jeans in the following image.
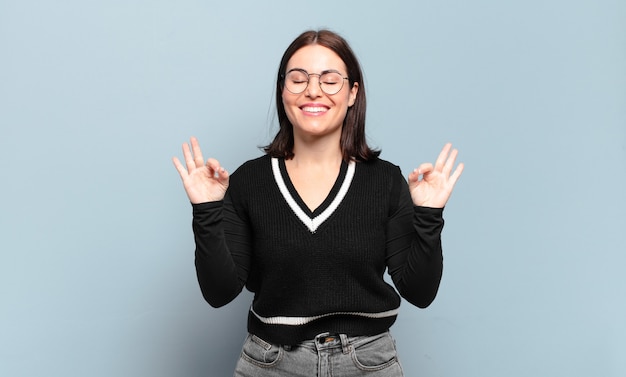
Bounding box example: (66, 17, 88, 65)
(233, 331, 404, 377)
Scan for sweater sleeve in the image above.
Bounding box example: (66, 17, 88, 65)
(385, 170, 444, 308)
(192, 191, 253, 308)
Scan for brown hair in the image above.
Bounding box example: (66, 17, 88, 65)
(264, 29, 380, 161)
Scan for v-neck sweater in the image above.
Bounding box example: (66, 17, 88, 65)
(192, 155, 444, 345)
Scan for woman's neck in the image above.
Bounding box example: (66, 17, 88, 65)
(290, 130, 343, 166)
(290, 144, 342, 168)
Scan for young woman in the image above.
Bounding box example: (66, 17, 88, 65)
(173, 29, 464, 377)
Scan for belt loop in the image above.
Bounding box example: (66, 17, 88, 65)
(339, 334, 350, 354)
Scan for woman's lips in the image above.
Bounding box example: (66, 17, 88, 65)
(300, 104, 329, 115)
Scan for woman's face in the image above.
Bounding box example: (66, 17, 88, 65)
(282, 44, 358, 141)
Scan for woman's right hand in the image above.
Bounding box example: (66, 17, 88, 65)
(172, 137, 229, 204)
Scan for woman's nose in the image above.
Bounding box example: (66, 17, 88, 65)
(305, 75, 323, 97)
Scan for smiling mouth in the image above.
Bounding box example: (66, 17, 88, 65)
(301, 106, 328, 113)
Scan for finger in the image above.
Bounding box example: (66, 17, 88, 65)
(182, 142, 195, 172)
(172, 156, 188, 177)
(448, 162, 465, 186)
(206, 158, 223, 178)
(417, 163, 433, 176)
(190, 137, 205, 168)
(434, 143, 452, 172)
(408, 163, 433, 183)
(442, 148, 459, 177)
(216, 166, 230, 186)
(207, 160, 230, 188)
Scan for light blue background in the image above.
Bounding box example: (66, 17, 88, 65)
(1, 0, 625, 376)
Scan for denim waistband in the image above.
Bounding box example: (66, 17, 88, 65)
(283, 331, 390, 355)
(281, 332, 350, 354)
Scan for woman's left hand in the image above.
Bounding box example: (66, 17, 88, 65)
(408, 143, 464, 208)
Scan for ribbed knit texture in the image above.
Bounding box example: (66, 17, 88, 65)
(192, 155, 444, 345)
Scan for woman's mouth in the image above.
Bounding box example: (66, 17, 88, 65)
(300, 105, 328, 114)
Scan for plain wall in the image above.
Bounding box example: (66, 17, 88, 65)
(1, 0, 625, 376)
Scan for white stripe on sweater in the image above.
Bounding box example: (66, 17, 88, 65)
(271, 157, 355, 233)
(250, 306, 400, 326)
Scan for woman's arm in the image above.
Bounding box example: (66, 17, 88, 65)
(192, 192, 253, 308)
(174, 137, 252, 307)
(386, 180, 445, 308)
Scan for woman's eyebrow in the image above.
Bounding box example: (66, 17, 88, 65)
(286, 68, 343, 74)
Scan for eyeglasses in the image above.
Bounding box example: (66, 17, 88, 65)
(282, 69, 349, 95)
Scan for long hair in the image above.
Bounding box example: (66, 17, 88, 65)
(264, 29, 380, 161)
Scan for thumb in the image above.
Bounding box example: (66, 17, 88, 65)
(216, 166, 230, 186)
(408, 163, 433, 182)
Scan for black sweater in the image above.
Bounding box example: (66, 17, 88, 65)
(191, 155, 444, 345)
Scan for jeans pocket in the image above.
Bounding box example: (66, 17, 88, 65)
(240, 334, 283, 368)
(350, 333, 399, 371)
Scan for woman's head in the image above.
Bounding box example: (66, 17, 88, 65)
(265, 29, 379, 161)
